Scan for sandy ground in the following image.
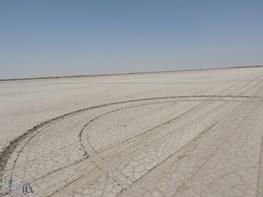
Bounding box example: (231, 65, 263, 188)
(1, 67, 263, 196)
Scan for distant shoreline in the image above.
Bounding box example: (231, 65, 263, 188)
(1, 65, 263, 82)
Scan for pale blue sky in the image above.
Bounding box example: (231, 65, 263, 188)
(0, 0, 263, 78)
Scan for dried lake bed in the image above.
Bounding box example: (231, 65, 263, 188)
(1, 67, 263, 196)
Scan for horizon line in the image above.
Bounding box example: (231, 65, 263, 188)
(1, 64, 263, 82)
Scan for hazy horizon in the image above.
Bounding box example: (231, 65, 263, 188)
(1, 1, 263, 79)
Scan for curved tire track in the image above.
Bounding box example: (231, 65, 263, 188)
(1, 94, 261, 196)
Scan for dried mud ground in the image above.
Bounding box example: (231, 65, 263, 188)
(1, 67, 263, 197)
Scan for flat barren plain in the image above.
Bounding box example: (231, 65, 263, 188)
(1, 67, 263, 197)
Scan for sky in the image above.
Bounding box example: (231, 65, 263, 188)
(0, 0, 263, 79)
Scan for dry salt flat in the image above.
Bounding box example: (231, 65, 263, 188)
(1, 67, 263, 197)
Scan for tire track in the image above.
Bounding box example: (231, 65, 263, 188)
(1, 97, 245, 181)
(32, 100, 227, 196)
(3, 96, 252, 175)
(117, 100, 261, 197)
(116, 79, 263, 197)
(2, 75, 260, 195)
(14, 98, 213, 192)
(116, 123, 217, 196)
(49, 100, 239, 197)
(12, 100, 180, 182)
(2, 88, 261, 196)
(11, 98, 214, 188)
